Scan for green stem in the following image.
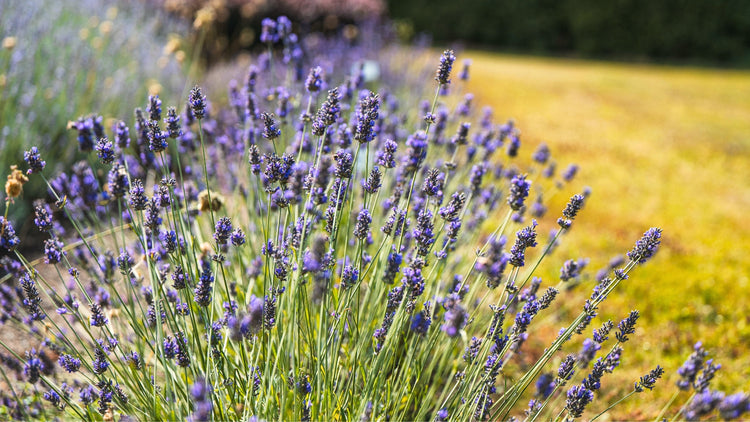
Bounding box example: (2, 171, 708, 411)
(654, 390, 680, 422)
(590, 390, 638, 422)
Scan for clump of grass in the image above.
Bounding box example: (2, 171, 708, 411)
(0, 17, 747, 421)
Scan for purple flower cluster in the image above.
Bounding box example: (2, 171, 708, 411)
(557, 193, 586, 229)
(305, 66, 325, 94)
(635, 366, 664, 392)
(507, 174, 531, 211)
(565, 385, 594, 418)
(354, 91, 379, 143)
(194, 261, 214, 307)
(188, 86, 207, 120)
(0, 216, 20, 251)
(376, 139, 397, 168)
(188, 378, 213, 422)
(441, 293, 468, 338)
(214, 216, 233, 245)
(24, 147, 46, 174)
(435, 50, 456, 85)
(312, 88, 341, 136)
(509, 220, 538, 267)
(627, 227, 662, 264)
(261, 112, 281, 140)
(20, 272, 45, 322)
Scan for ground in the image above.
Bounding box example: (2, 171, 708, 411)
(466, 50, 750, 417)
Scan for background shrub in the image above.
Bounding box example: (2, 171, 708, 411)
(0, 0, 189, 227)
(147, 0, 386, 63)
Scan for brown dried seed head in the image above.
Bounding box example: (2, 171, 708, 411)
(5, 166, 28, 198)
(198, 190, 223, 212)
(2, 36, 16, 50)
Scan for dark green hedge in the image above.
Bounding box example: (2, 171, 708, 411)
(388, 0, 750, 64)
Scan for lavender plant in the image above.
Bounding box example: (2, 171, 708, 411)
(0, 17, 747, 421)
(0, 0, 188, 220)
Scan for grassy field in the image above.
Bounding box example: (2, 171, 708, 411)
(465, 51, 750, 417)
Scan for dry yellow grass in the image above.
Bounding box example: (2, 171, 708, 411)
(465, 51, 750, 417)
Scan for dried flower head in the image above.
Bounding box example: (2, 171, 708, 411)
(5, 165, 28, 198)
(198, 190, 224, 212)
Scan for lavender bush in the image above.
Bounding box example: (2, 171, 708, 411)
(0, 0, 188, 220)
(0, 16, 748, 421)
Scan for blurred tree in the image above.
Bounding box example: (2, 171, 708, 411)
(388, 0, 750, 65)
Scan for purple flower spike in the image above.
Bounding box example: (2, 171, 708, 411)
(354, 91, 379, 143)
(435, 50, 456, 85)
(24, 147, 46, 174)
(305, 66, 324, 93)
(627, 227, 662, 264)
(188, 86, 207, 120)
(507, 174, 531, 211)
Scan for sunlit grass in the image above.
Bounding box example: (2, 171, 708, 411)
(467, 51, 750, 416)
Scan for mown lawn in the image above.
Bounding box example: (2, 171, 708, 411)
(466, 51, 750, 417)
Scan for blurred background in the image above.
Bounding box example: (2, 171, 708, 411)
(2, 0, 749, 417)
(389, 0, 750, 65)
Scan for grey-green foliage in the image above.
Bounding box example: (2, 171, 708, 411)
(0, 0, 190, 221)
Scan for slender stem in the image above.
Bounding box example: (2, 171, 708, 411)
(553, 407, 567, 422)
(198, 119, 216, 228)
(590, 390, 638, 422)
(654, 390, 680, 422)
(671, 391, 696, 422)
